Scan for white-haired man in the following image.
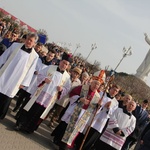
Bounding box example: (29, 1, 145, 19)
(0, 33, 39, 119)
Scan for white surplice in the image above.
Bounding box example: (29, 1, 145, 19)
(24, 58, 48, 95)
(100, 108, 136, 150)
(56, 78, 81, 108)
(90, 92, 118, 133)
(24, 65, 71, 119)
(0, 42, 38, 98)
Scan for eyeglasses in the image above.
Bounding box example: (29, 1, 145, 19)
(55, 49, 60, 53)
(12, 34, 17, 37)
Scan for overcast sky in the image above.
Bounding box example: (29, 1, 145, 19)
(1, 0, 150, 85)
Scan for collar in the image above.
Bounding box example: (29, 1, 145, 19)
(42, 56, 53, 65)
(123, 107, 132, 117)
(71, 76, 79, 83)
(57, 67, 64, 74)
(21, 45, 32, 53)
(106, 92, 114, 99)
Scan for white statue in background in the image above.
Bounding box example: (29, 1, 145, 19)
(135, 33, 150, 81)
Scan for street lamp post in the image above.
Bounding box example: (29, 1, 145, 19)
(73, 43, 81, 56)
(85, 43, 97, 61)
(114, 46, 132, 71)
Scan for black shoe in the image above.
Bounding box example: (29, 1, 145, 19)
(59, 146, 74, 150)
(13, 107, 19, 112)
(53, 138, 60, 146)
(14, 114, 19, 120)
(24, 130, 34, 134)
(65, 146, 75, 150)
(14, 125, 21, 131)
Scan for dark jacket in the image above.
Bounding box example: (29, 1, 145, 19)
(138, 130, 150, 150)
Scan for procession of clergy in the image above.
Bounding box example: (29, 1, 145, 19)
(0, 32, 149, 150)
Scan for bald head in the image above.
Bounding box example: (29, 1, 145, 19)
(126, 101, 136, 112)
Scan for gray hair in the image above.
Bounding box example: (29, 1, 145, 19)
(82, 72, 89, 78)
(124, 94, 132, 100)
(27, 32, 39, 43)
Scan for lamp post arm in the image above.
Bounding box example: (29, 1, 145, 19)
(85, 43, 97, 61)
(73, 47, 78, 56)
(85, 49, 93, 61)
(113, 57, 124, 71)
(114, 47, 131, 71)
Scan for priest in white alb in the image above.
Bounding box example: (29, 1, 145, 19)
(15, 52, 72, 133)
(0, 33, 39, 119)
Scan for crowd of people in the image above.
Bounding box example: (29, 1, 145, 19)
(0, 17, 150, 150)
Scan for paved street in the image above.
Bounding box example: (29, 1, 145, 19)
(0, 99, 136, 150)
(0, 99, 59, 150)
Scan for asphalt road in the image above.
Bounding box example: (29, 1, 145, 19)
(0, 99, 59, 150)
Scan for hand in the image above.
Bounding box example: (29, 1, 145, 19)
(45, 78, 51, 84)
(140, 140, 144, 145)
(34, 71, 38, 75)
(98, 98, 102, 106)
(116, 130, 122, 135)
(19, 85, 24, 89)
(57, 86, 63, 92)
(80, 97, 90, 105)
(104, 101, 111, 109)
(52, 61, 56, 65)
